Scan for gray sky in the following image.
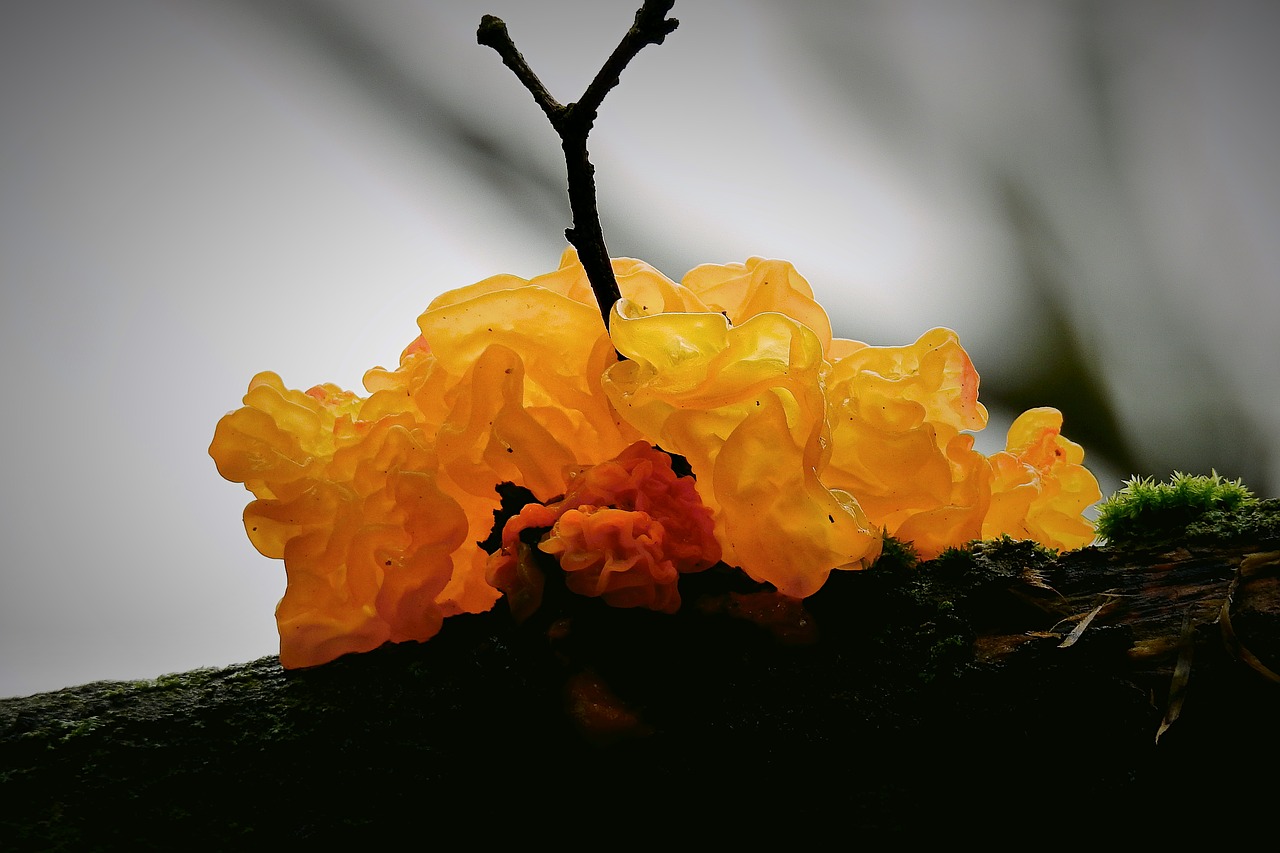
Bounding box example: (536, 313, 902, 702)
(2, 0, 1277, 698)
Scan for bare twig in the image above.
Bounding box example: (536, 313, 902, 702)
(478, 3, 679, 338)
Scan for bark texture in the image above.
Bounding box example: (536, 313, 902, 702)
(3, 518, 1279, 846)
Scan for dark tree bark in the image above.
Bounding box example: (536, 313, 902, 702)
(3, 522, 1279, 847)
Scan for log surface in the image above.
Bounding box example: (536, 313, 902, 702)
(3, 529, 1279, 846)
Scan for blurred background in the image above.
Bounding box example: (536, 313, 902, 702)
(2, 0, 1276, 698)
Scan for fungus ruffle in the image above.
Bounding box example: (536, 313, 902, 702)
(600, 299, 883, 597)
(209, 372, 466, 669)
(487, 441, 720, 619)
(821, 327, 993, 559)
(983, 407, 1102, 549)
(210, 248, 1102, 668)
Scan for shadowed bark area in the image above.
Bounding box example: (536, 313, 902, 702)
(3, 518, 1279, 846)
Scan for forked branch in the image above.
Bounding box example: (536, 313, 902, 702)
(478, 2, 679, 337)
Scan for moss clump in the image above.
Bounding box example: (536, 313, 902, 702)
(1095, 472, 1260, 546)
(871, 534, 920, 571)
(1185, 497, 1280, 542)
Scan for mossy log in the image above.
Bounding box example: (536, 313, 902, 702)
(4, 519, 1279, 846)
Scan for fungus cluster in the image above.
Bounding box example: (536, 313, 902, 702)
(210, 249, 1101, 668)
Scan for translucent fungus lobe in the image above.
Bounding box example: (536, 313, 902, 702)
(211, 250, 1101, 668)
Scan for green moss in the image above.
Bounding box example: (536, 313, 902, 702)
(932, 536, 1058, 578)
(871, 534, 919, 571)
(1095, 471, 1260, 545)
(56, 718, 105, 744)
(1185, 497, 1280, 542)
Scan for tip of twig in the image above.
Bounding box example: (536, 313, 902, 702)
(652, 19, 680, 44)
(634, 2, 679, 44)
(477, 14, 507, 46)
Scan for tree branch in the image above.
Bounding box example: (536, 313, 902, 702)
(478, 3, 679, 339)
(5, 533, 1280, 843)
(577, 2, 680, 123)
(476, 15, 563, 124)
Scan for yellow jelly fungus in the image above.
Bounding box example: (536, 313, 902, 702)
(822, 327, 994, 558)
(209, 372, 465, 669)
(601, 301, 883, 597)
(210, 248, 1101, 668)
(984, 407, 1102, 550)
(487, 442, 720, 617)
